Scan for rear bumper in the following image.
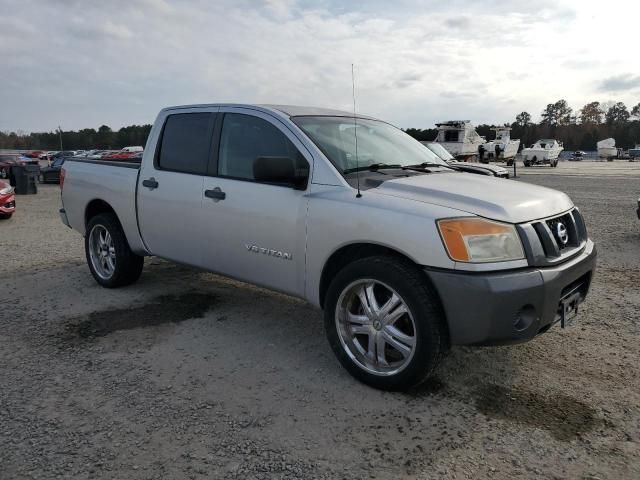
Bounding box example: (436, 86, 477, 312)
(426, 240, 597, 346)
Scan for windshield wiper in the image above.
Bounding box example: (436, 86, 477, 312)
(343, 163, 402, 174)
(402, 162, 451, 170)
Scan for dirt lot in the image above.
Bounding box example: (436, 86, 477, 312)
(1, 161, 639, 479)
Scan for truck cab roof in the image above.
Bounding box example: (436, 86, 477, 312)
(160, 103, 379, 121)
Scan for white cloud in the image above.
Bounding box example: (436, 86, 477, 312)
(0, 0, 638, 132)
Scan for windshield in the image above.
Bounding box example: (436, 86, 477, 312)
(424, 143, 455, 161)
(292, 116, 448, 174)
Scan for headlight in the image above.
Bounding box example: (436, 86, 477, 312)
(437, 218, 525, 263)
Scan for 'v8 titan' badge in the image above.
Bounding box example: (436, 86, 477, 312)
(245, 244, 293, 260)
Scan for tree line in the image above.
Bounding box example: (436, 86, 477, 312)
(2, 99, 639, 151)
(407, 100, 640, 150)
(0, 124, 152, 150)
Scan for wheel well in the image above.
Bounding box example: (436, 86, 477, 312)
(85, 199, 116, 230)
(319, 243, 418, 309)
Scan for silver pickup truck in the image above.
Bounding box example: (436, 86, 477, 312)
(60, 104, 596, 390)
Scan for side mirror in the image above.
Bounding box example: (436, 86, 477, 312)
(253, 156, 309, 190)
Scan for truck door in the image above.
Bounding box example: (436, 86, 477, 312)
(137, 110, 217, 266)
(200, 109, 311, 296)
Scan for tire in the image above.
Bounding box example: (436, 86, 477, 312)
(324, 256, 449, 391)
(524, 161, 531, 167)
(506, 160, 513, 166)
(552, 160, 558, 168)
(85, 213, 144, 288)
(0, 213, 12, 219)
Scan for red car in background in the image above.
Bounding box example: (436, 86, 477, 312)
(0, 179, 15, 219)
(24, 150, 45, 158)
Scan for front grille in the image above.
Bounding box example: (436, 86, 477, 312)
(546, 212, 578, 251)
(518, 209, 588, 266)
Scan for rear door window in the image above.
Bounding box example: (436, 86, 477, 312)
(157, 113, 216, 175)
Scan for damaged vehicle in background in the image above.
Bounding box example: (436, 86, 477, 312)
(423, 142, 510, 178)
(59, 104, 596, 391)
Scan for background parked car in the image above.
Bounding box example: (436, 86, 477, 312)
(73, 150, 99, 158)
(24, 150, 45, 158)
(0, 179, 16, 219)
(49, 151, 77, 161)
(0, 154, 39, 181)
(40, 157, 66, 184)
(101, 151, 140, 160)
(87, 150, 113, 159)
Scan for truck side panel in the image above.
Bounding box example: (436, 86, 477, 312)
(62, 161, 148, 255)
(304, 185, 464, 307)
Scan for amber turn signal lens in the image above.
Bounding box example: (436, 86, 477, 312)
(437, 218, 519, 262)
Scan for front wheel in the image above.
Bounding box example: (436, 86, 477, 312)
(324, 256, 449, 391)
(85, 213, 144, 288)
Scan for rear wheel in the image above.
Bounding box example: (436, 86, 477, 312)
(85, 213, 144, 288)
(324, 256, 448, 391)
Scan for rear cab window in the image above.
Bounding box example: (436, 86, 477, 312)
(156, 112, 216, 175)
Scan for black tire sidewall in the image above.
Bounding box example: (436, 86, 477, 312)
(324, 256, 446, 391)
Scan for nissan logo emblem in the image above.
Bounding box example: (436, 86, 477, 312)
(556, 222, 569, 245)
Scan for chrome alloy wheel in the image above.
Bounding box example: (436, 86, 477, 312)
(88, 224, 116, 280)
(335, 279, 417, 376)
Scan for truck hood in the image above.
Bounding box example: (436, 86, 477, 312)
(371, 172, 573, 223)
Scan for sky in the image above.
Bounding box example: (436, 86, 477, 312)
(1, 0, 638, 132)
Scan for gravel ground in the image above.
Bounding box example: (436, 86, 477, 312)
(1, 161, 639, 479)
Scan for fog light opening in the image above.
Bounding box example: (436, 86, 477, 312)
(514, 304, 537, 332)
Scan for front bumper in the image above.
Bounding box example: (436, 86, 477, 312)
(0, 194, 15, 213)
(426, 240, 597, 346)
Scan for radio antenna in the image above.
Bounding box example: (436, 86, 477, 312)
(352, 64, 362, 198)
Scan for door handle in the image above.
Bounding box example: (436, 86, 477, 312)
(142, 177, 159, 189)
(204, 187, 226, 201)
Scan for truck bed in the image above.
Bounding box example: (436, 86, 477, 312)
(61, 158, 147, 254)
